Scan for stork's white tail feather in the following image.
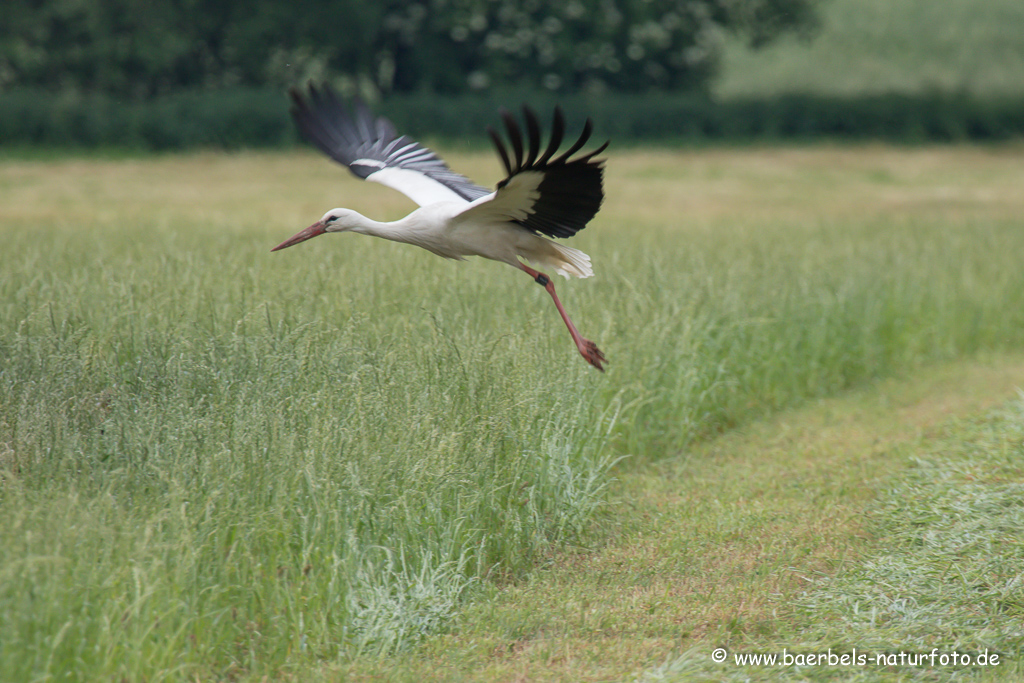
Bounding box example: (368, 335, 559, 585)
(530, 240, 593, 279)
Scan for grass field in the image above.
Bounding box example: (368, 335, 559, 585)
(716, 0, 1024, 98)
(2, 144, 1024, 681)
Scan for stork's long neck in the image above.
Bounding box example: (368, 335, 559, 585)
(347, 213, 394, 238)
(331, 204, 460, 260)
(346, 208, 445, 252)
(347, 212, 418, 243)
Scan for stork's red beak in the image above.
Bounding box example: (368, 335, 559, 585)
(271, 220, 326, 252)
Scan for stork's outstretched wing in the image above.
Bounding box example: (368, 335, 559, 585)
(289, 83, 491, 206)
(456, 107, 607, 239)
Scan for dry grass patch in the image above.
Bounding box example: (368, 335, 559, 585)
(608, 145, 1024, 229)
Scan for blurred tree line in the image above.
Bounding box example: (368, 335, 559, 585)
(5, 0, 1021, 147)
(0, 0, 818, 98)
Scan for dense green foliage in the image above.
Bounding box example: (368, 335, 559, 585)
(0, 0, 815, 97)
(5, 0, 1023, 148)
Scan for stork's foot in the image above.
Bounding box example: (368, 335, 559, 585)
(578, 338, 607, 372)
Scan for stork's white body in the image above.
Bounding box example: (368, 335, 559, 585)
(322, 199, 593, 279)
(275, 85, 607, 370)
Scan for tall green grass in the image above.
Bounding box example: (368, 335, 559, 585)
(0, 228, 622, 672)
(2, 149, 1024, 680)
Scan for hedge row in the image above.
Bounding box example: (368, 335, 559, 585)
(2, 87, 1022, 150)
(0, 88, 297, 150)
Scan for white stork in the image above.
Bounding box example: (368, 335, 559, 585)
(272, 83, 608, 371)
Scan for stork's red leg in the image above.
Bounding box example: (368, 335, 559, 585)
(518, 263, 607, 371)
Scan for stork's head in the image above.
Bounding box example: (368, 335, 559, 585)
(271, 208, 360, 252)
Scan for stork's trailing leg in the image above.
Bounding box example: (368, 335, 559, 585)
(519, 263, 607, 371)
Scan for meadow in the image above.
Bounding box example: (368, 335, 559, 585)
(716, 0, 1024, 99)
(2, 144, 1024, 681)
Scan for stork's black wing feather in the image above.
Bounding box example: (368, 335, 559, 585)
(289, 83, 491, 204)
(487, 107, 607, 239)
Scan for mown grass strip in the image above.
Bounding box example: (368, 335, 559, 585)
(640, 394, 1024, 681)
